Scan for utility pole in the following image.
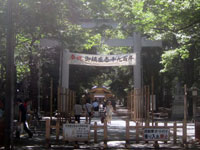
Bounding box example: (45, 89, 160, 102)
(5, 0, 15, 149)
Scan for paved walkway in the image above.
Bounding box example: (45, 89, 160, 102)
(1, 105, 200, 149)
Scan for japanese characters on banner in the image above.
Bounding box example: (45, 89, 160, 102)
(63, 124, 90, 141)
(143, 128, 169, 141)
(67, 52, 136, 66)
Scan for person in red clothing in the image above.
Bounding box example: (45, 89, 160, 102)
(23, 98, 33, 123)
(17, 98, 33, 138)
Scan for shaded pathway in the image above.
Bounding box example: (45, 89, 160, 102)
(6, 105, 200, 150)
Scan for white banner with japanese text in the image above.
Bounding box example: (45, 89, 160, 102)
(67, 52, 136, 66)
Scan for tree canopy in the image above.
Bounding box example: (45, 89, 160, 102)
(1, 0, 200, 109)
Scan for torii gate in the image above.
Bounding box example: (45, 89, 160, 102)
(60, 19, 162, 119)
(61, 19, 162, 89)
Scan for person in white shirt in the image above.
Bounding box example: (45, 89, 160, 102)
(105, 101, 113, 124)
(74, 99, 83, 123)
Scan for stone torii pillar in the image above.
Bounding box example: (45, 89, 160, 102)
(133, 32, 142, 89)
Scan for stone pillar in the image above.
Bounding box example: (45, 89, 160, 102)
(133, 33, 143, 119)
(133, 32, 142, 89)
(61, 49, 69, 89)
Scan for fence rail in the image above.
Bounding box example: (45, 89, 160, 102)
(45, 118, 189, 148)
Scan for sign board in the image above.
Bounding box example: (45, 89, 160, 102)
(143, 127, 169, 141)
(67, 52, 136, 66)
(63, 124, 90, 141)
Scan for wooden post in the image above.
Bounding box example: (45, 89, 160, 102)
(139, 89, 141, 121)
(56, 119, 60, 140)
(173, 122, 177, 144)
(70, 90, 73, 115)
(86, 116, 88, 123)
(151, 76, 154, 125)
(65, 89, 68, 120)
(126, 120, 130, 145)
(104, 120, 107, 147)
(183, 84, 187, 144)
(66, 89, 69, 121)
(153, 122, 159, 148)
(164, 122, 167, 144)
(46, 119, 51, 147)
(72, 92, 76, 115)
(70, 90, 73, 116)
(50, 78, 53, 122)
(193, 95, 196, 118)
(94, 122, 97, 143)
(69, 90, 71, 116)
(136, 122, 139, 143)
(131, 90, 134, 120)
(57, 87, 61, 120)
(46, 119, 51, 140)
(145, 121, 149, 144)
(129, 92, 132, 119)
(61, 87, 64, 123)
(138, 90, 140, 121)
(147, 86, 150, 124)
(60, 87, 63, 123)
(144, 86, 149, 123)
(144, 86, 147, 120)
(134, 90, 136, 121)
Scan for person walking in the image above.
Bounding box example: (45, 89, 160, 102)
(92, 99, 99, 111)
(74, 98, 83, 123)
(23, 98, 33, 124)
(84, 98, 93, 124)
(17, 98, 33, 138)
(99, 101, 105, 123)
(105, 101, 113, 124)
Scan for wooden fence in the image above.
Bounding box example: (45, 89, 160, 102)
(57, 87, 76, 122)
(127, 86, 151, 122)
(45, 119, 189, 148)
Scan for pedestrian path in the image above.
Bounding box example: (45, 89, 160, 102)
(8, 105, 200, 150)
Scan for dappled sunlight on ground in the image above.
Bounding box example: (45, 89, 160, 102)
(6, 105, 199, 149)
